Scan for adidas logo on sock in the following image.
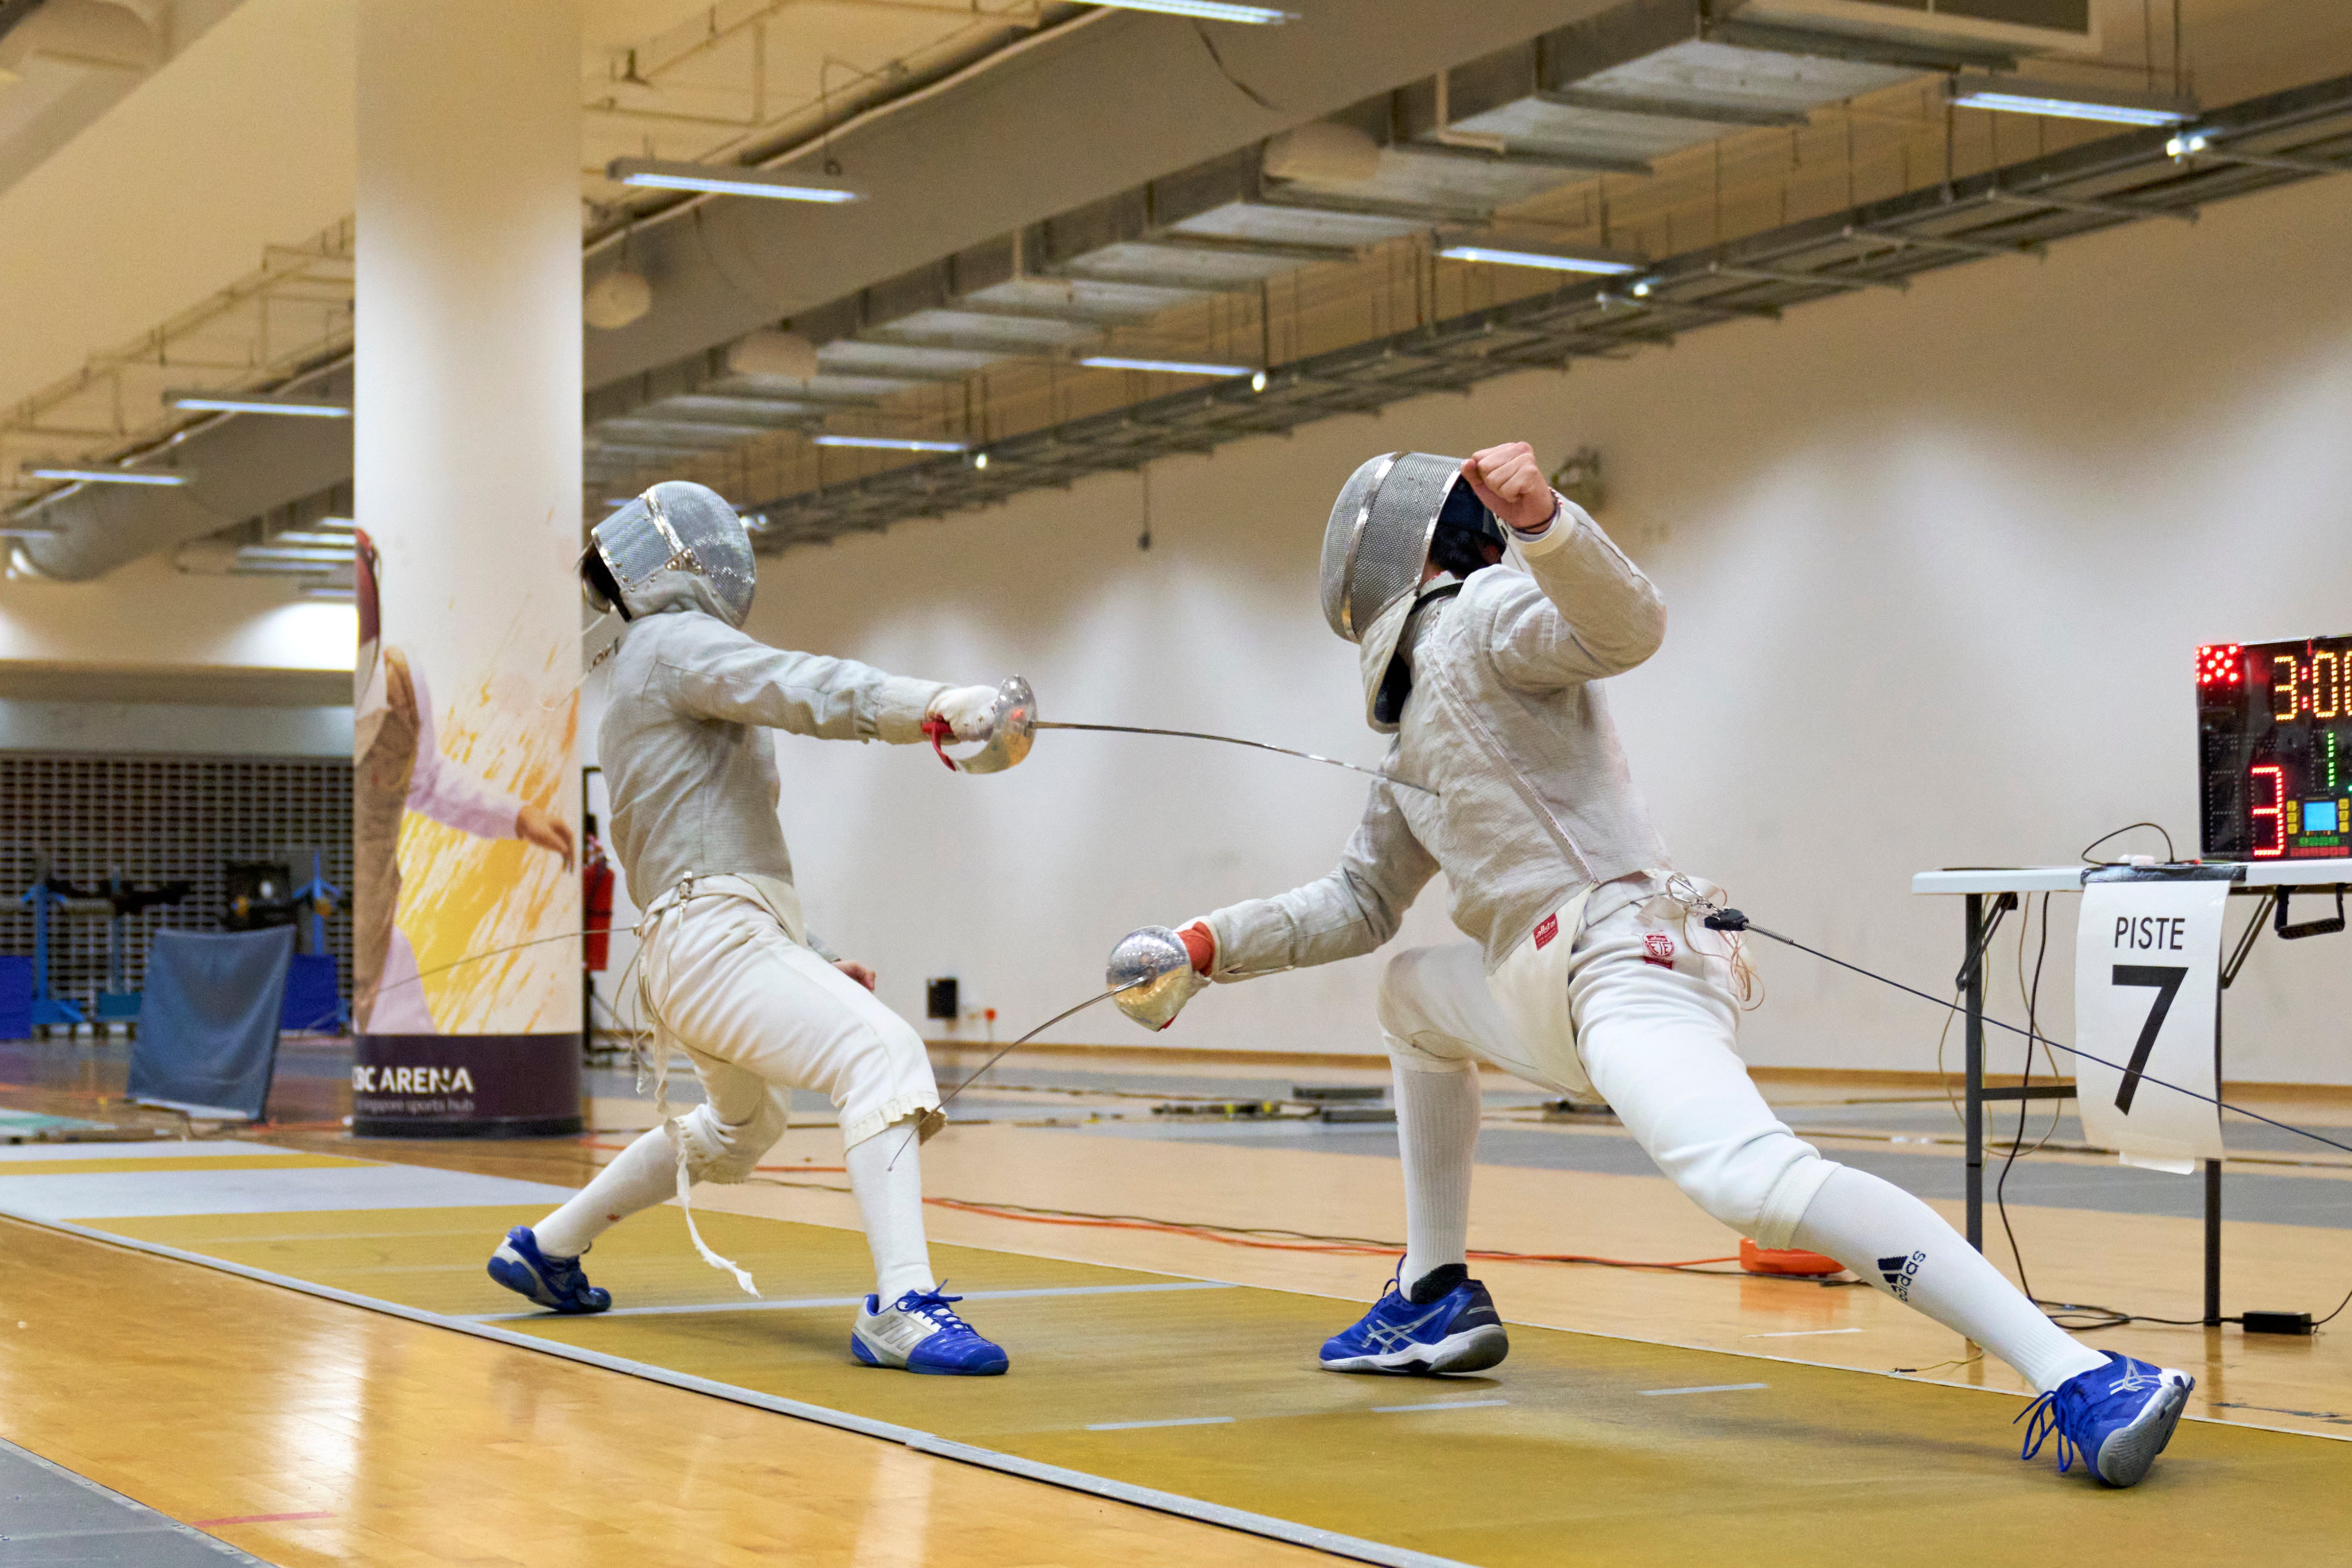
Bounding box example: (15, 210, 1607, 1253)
(1877, 1251, 1925, 1302)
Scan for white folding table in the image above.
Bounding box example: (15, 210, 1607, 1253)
(1912, 858, 2352, 1324)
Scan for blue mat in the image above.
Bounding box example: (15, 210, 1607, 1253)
(281, 951, 343, 1033)
(0, 955, 30, 1041)
(129, 928, 292, 1121)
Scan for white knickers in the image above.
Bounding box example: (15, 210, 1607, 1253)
(1376, 879, 1837, 1249)
(638, 876, 941, 1171)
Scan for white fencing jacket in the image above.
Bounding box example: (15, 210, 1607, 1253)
(1205, 496, 1673, 977)
(598, 592, 944, 937)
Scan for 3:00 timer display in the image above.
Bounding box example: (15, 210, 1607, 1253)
(2198, 636, 2352, 859)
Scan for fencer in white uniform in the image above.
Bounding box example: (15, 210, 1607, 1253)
(1114, 443, 2194, 1485)
(486, 481, 1014, 1376)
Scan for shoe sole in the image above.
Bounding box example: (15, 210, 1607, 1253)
(485, 1250, 608, 1315)
(2090, 1377, 2194, 1488)
(1322, 1324, 1510, 1376)
(850, 1328, 1008, 1376)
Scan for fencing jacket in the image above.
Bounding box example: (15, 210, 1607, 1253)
(598, 601, 943, 926)
(1204, 495, 1673, 978)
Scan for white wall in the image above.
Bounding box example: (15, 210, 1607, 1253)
(0, 700, 349, 755)
(588, 172, 2352, 1083)
(0, 554, 355, 674)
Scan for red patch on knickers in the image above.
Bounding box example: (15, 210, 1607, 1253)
(1533, 913, 1559, 949)
(1643, 932, 1676, 968)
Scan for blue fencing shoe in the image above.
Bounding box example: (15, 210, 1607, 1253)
(2016, 1351, 2193, 1487)
(486, 1226, 611, 1315)
(1320, 1263, 1509, 1375)
(851, 1286, 1009, 1375)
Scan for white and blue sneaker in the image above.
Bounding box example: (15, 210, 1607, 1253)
(1319, 1264, 1509, 1375)
(851, 1286, 1009, 1375)
(2016, 1351, 2194, 1487)
(486, 1226, 611, 1315)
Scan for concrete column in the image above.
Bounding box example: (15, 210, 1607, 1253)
(351, 0, 583, 1135)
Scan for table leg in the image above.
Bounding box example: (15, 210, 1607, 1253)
(2204, 1159, 2223, 1326)
(1964, 893, 1985, 1254)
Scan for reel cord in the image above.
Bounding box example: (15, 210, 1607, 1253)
(1703, 889, 2352, 1335)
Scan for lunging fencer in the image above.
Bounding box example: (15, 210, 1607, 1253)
(1109, 444, 2194, 1485)
(485, 481, 1016, 1376)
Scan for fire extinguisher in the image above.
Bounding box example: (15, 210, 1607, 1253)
(582, 815, 614, 972)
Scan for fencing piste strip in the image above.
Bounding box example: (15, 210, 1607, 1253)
(1033, 721, 1434, 793)
(882, 975, 1152, 1172)
(1707, 909, 2352, 1160)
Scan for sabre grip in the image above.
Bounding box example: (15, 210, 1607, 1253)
(921, 714, 958, 771)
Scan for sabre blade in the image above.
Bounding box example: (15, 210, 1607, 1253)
(1033, 721, 1432, 792)
(883, 976, 1150, 1169)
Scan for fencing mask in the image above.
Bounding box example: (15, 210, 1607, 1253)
(1319, 452, 1503, 732)
(581, 482, 757, 629)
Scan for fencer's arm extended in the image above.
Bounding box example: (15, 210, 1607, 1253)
(655, 617, 945, 743)
(403, 663, 529, 840)
(1487, 493, 1667, 687)
(1199, 783, 1438, 979)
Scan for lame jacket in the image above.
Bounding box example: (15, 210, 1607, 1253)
(1204, 496, 1672, 978)
(599, 608, 944, 918)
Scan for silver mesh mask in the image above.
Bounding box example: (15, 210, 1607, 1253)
(582, 481, 757, 628)
(1318, 451, 1471, 643)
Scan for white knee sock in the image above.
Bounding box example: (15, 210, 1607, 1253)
(845, 1121, 937, 1304)
(531, 1124, 682, 1258)
(1789, 1165, 2108, 1392)
(1392, 1055, 1481, 1294)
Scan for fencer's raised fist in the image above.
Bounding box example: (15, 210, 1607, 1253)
(928, 684, 1002, 743)
(1462, 442, 1555, 534)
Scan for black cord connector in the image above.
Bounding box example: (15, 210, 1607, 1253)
(1703, 908, 1749, 932)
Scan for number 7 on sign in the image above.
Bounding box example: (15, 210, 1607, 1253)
(2110, 965, 2188, 1113)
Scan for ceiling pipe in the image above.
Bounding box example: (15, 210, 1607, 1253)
(14, 376, 352, 582)
(24, 0, 1624, 581)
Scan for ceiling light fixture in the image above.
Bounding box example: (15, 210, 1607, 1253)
(30, 467, 188, 486)
(1079, 355, 1257, 377)
(167, 391, 351, 418)
(1948, 75, 2194, 127)
(608, 158, 860, 203)
(1084, 0, 1294, 23)
(1437, 243, 1645, 277)
(812, 434, 967, 453)
(301, 585, 357, 602)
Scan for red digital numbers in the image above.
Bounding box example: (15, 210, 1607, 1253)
(2197, 643, 2243, 686)
(2250, 763, 2286, 858)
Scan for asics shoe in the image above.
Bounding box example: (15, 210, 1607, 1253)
(851, 1286, 1009, 1375)
(2016, 1351, 2193, 1487)
(486, 1226, 611, 1314)
(1319, 1264, 1509, 1375)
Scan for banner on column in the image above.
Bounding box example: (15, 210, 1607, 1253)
(353, 531, 581, 1135)
(2073, 870, 2231, 1173)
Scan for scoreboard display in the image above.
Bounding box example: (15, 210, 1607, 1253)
(2198, 636, 2352, 860)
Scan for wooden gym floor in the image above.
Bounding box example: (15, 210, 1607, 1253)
(1, 1042, 2350, 1566)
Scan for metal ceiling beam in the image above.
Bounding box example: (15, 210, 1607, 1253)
(746, 70, 2352, 548)
(1533, 86, 1810, 129)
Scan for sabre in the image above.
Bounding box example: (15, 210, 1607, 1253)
(920, 675, 1433, 793)
(884, 974, 1151, 1170)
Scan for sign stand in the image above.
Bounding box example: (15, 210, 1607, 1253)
(1916, 858, 2352, 1328)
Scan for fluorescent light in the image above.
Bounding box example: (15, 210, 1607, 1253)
(239, 546, 354, 565)
(0, 528, 60, 539)
(1949, 76, 2193, 127)
(1085, 0, 1292, 21)
(1438, 244, 1644, 277)
(268, 531, 356, 549)
(301, 585, 356, 601)
(30, 467, 188, 486)
(168, 391, 350, 418)
(1079, 355, 1256, 377)
(608, 158, 859, 203)
(812, 434, 967, 453)
(231, 557, 343, 575)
